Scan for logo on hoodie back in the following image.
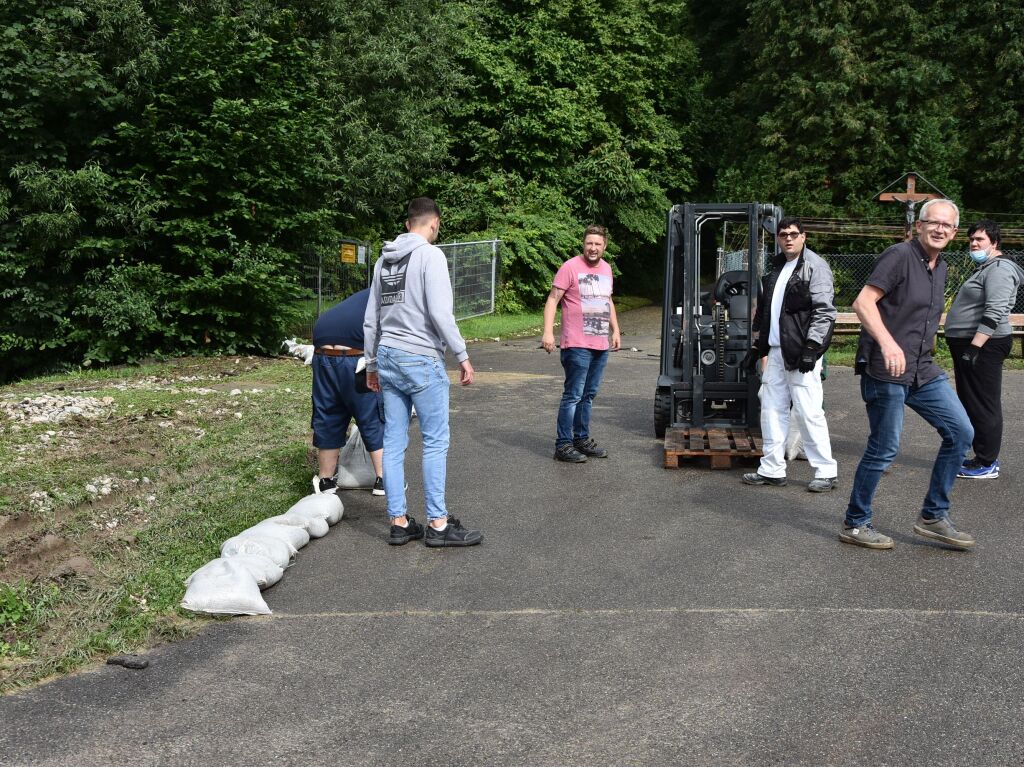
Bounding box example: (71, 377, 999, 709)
(380, 254, 412, 306)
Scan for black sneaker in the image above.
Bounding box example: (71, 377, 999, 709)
(373, 479, 407, 497)
(424, 516, 483, 547)
(554, 443, 587, 463)
(314, 475, 338, 494)
(573, 438, 608, 458)
(741, 472, 787, 486)
(388, 516, 424, 546)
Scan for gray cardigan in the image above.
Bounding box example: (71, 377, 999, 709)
(945, 256, 1024, 339)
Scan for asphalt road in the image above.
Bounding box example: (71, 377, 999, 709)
(3, 306, 1023, 766)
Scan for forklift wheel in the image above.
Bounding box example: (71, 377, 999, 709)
(654, 390, 672, 439)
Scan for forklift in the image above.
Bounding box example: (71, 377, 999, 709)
(654, 203, 782, 463)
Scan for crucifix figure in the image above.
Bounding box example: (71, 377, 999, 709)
(876, 172, 943, 241)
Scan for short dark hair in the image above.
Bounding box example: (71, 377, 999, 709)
(967, 219, 1001, 249)
(407, 197, 441, 226)
(583, 224, 608, 242)
(776, 217, 804, 234)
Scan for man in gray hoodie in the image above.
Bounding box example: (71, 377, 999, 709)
(363, 198, 482, 547)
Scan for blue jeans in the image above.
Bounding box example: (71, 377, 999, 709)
(556, 347, 609, 446)
(376, 346, 450, 521)
(845, 374, 973, 527)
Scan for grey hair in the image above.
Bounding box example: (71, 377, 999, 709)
(919, 198, 960, 228)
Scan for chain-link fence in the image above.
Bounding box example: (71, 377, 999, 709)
(721, 247, 1024, 312)
(289, 240, 371, 340)
(436, 239, 499, 320)
(290, 238, 500, 340)
(820, 250, 1024, 310)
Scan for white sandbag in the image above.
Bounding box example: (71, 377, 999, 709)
(286, 492, 344, 526)
(186, 555, 283, 590)
(221, 532, 295, 569)
(180, 558, 271, 616)
(335, 426, 377, 489)
(226, 553, 284, 588)
(272, 511, 330, 539)
(246, 518, 310, 550)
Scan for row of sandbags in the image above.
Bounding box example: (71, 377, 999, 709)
(181, 492, 344, 616)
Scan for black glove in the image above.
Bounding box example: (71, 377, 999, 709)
(959, 345, 982, 369)
(797, 341, 821, 373)
(741, 348, 760, 372)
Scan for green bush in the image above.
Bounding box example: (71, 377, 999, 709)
(0, 0, 461, 381)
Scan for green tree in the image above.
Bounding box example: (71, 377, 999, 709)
(958, 2, 1024, 211)
(0, 0, 464, 380)
(438, 0, 704, 302)
(0, 0, 159, 378)
(701, 0, 970, 218)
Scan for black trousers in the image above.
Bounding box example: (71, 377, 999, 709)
(948, 335, 1013, 465)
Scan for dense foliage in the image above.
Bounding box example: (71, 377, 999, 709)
(695, 0, 1024, 217)
(2, 0, 1022, 379)
(438, 0, 703, 304)
(0, 0, 462, 380)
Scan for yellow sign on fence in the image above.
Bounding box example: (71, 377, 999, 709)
(340, 243, 357, 264)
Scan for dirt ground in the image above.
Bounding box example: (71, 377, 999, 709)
(0, 355, 287, 586)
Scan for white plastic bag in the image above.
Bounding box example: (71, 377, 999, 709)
(286, 493, 344, 526)
(786, 405, 807, 461)
(335, 426, 377, 489)
(246, 518, 310, 550)
(221, 532, 295, 569)
(281, 338, 314, 365)
(181, 558, 271, 616)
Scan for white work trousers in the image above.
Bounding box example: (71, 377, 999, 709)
(758, 346, 837, 479)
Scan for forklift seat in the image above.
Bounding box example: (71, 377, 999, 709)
(727, 295, 749, 320)
(712, 270, 757, 303)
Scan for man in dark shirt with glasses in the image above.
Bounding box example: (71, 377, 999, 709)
(841, 198, 976, 551)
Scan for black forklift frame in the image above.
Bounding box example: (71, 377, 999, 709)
(655, 202, 781, 435)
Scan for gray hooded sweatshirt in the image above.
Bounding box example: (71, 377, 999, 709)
(362, 232, 469, 372)
(945, 256, 1024, 339)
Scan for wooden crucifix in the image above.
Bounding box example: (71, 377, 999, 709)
(875, 172, 942, 241)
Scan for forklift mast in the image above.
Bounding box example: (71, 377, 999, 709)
(654, 203, 782, 438)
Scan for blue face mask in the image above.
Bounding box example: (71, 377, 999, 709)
(970, 249, 989, 264)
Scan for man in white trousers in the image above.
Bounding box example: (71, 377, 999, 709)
(741, 217, 838, 492)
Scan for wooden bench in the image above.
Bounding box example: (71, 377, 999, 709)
(833, 312, 1024, 355)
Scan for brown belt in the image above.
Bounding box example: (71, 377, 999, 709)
(315, 347, 363, 357)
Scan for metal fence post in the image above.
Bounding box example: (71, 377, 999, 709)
(490, 240, 497, 314)
(316, 250, 323, 318)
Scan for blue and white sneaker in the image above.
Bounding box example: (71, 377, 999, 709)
(957, 459, 999, 479)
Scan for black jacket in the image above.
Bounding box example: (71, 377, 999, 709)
(753, 247, 837, 370)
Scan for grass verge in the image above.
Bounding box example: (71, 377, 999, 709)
(0, 355, 316, 692)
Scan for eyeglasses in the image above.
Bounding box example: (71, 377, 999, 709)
(919, 219, 957, 233)
(777, 231, 803, 240)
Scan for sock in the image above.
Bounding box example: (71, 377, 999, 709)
(432, 522, 448, 531)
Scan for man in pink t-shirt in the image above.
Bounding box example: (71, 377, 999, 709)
(542, 225, 621, 462)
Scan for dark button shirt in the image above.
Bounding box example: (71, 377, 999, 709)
(312, 288, 369, 348)
(856, 239, 946, 386)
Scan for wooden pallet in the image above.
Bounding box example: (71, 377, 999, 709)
(664, 426, 763, 469)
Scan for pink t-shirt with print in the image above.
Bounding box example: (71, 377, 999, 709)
(553, 256, 614, 350)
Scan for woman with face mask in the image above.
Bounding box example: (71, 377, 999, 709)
(944, 219, 1024, 479)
